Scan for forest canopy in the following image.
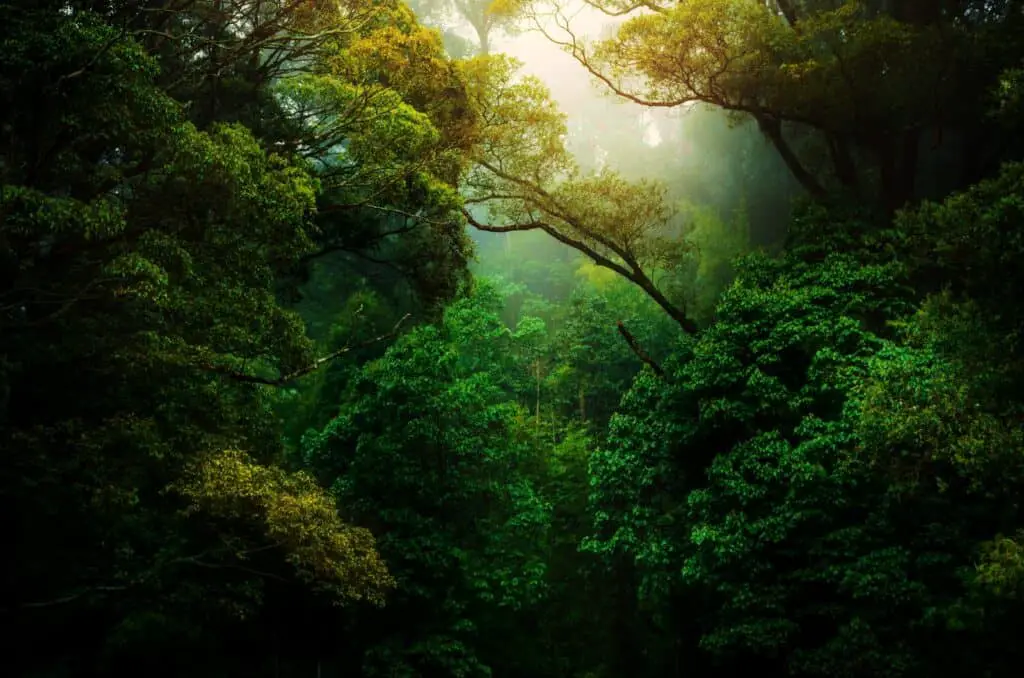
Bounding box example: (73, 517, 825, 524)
(3, 1, 1024, 677)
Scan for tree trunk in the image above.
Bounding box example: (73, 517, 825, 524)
(471, 19, 491, 56)
(535, 360, 541, 431)
(827, 133, 861, 195)
(877, 129, 919, 214)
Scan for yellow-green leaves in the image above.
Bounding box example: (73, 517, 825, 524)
(275, 74, 442, 196)
(556, 172, 670, 252)
(583, 0, 944, 133)
(460, 54, 573, 187)
(975, 531, 1024, 599)
(461, 54, 675, 253)
(176, 449, 394, 605)
(594, 0, 777, 106)
(486, 0, 525, 19)
(459, 55, 695, 328)
(279, 3, 478, 210)
(320, 4, 480, 151)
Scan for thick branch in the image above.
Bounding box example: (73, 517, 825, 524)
(472, 160, 647, 265)
(617, 321, 665, 377)
(536, 6, 836, 202)
(465, 208, 638, 275)
(463, 209, 698, 333)
(755, 116, 828, 199)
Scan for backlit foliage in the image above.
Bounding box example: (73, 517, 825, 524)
(460, 54, 697, 330)
(175, 449, 394, 604)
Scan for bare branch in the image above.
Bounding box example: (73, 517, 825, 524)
(3, 585, 128, 612)
(462, 208, 637, 280)
(532, 8, 691, 108)
(204, 314, 412, 386)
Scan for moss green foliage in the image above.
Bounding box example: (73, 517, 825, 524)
(300, 281, 552, 677)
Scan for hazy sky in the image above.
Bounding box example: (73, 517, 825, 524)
(488, 5, 665, 146)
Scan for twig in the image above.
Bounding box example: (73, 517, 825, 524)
(2, 585, 128, 613)
(205, 313, 412, 386)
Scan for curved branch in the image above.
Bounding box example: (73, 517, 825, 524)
(462, 208, 697, 333)
(579, 0, 670, 16)
(532, 12, 692, 108)
(463, 208, 637, 280)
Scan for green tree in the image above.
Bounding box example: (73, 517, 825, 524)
(529, 0, 1024, 211)
(460, 54, 699, 332)
(1, 7, 398, 674)
(302, 280, 551, 677)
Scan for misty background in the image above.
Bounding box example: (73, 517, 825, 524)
(405, 0, 804, 317)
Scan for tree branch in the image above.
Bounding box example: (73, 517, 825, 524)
(204, 314, 412, 386)
(578, 0, 669, 16)
(616, 321, 665, 377)
(755, 116, 828, 199)
(463, 208, 698, 333)
(532, 11, 691, 109)
(2, 585, 128, 613)
(463, 208, 638, 280)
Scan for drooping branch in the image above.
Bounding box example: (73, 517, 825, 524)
(462, 47, 699, 334)
(466, 152, 700, 330)
(755, 115, 829, 199)
(531, 9, 692, 109)
(204, 313, 412, 386)
(616, 320, 666, 377)
(471, 159, 665, 272)
(463, 208, 637, 280)
(463, 208, 698, 333)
